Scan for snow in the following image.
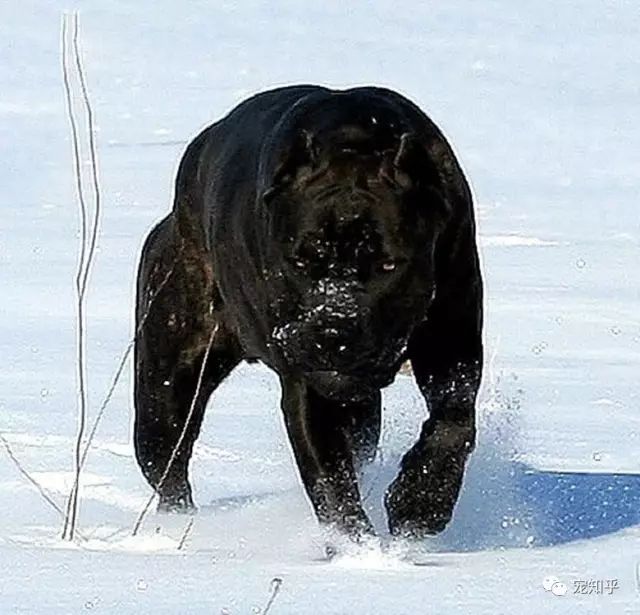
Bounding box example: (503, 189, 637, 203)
(1, 1, 639, 613)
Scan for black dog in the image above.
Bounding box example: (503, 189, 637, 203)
(134, 85, 483, 540)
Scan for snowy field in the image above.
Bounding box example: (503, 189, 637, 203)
(1, 1, 639, 613)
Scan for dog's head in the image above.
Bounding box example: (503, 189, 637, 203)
(261, 110, 451, 399)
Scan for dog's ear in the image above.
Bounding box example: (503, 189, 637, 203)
(379, 132, 440, 192)
(262, 130, 318, 204)
(379, 132, 453, 219)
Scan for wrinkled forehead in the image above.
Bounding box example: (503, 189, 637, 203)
(291, 183, 405, 250)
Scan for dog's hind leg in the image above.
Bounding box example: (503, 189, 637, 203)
(133, 214, 241, 511)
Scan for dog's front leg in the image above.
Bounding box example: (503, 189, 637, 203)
(385, 282, 483, 538)
(280, 376, 375, 540)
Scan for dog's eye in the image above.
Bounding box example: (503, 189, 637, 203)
(378, 257, 408, 274)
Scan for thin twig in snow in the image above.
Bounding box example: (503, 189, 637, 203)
(177, 515, 195, 551)
(61, 14, 88, 296)
(0, 433, 88, 540)
(61, 11, 101, 542)
(262, 578, 283, 615)
(0, 433, 66, 519)
(61, 11, 89, 541)
(73, 12, 102, 297)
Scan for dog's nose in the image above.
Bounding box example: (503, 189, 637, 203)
(311, 321, 370, 371)
(316, 326, 349, 355)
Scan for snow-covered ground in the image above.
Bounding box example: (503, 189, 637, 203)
(1, 1, 639, 613)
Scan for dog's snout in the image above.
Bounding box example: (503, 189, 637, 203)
(272, 276, 378, 373)
(307, 278, 370, 322)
